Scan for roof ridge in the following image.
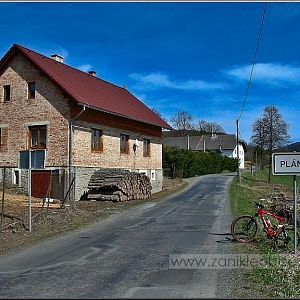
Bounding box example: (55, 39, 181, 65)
(14, 43, 124, 88)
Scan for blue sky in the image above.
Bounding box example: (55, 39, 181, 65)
(0, 1, 300, 144)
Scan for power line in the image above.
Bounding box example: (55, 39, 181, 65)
(238, 2, 268, 121)
(11, 3, 75, 39)
(34, 3, 75, 24)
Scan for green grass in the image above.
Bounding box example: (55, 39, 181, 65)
(248, 168, 296, 188)
(230, 168, 300, 298)
(230, 176, 261, 216)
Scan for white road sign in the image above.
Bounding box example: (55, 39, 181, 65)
(272, 152, 300, 175)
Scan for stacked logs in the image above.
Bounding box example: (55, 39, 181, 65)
(87, 168, 152, 201)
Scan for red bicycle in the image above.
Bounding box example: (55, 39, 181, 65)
(231, 201, 300, 252)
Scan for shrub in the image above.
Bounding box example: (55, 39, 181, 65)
(163, 146, 238, 178)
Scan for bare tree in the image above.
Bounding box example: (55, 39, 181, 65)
(251, 118, 267, 169)
(196, 120, 225, 135)
(251, 105, 290, 182)
(170, 110, 194, 136)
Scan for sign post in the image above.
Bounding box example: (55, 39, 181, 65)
(272, 152, 300, 255)
(28, 151, 32, 232)
(293, 175, 297, 255)
(18, 149, 46, 232)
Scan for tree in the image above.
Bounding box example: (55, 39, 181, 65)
(196, 120, 225, 135)
(251, 105, 290, 182)
(251, 117, 267, 169)
(170, 110, 194, 136)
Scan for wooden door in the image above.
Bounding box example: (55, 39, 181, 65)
(31, 171, 51, 198)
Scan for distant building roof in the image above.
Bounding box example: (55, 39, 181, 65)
(0, 44, 172, 130)
(163, 134, 247, 152)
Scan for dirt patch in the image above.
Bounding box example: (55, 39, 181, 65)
(0, 177, 185, 256)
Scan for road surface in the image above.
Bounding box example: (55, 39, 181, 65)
(0, 173, 241, 298)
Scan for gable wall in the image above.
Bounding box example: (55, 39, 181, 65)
(229, 144, 245, 169)
(0, 53, 70, 167)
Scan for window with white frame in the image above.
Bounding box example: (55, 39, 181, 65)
(13, 169, 20, 186)
(150, 170, 155, 180)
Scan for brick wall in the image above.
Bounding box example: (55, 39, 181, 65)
(72, 123, 162, 169)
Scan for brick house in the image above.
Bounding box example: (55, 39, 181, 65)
(163, 133, 247, 168)
(0, 44, 172, 203)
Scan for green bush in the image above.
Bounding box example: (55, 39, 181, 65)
(163, 146, 238, 177)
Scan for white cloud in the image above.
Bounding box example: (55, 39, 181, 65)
(25, 42, 70, 62)
(272, 3, 300, 19)
(224, 63, 300, 86)
(128, 72, 227, 91)
(76, 64, 93, 72)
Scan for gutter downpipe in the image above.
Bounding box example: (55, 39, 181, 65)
(69, 104, 87, 209)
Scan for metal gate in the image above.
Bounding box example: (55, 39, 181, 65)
(31, 170, 64, 199)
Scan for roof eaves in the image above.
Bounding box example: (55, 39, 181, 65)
(77, 102, 172, 129)
(0, 45, 16, 73)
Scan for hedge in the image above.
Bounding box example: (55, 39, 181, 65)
(163, 146, 238, 178)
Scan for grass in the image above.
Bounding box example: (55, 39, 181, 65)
(230, 168, 300, 298)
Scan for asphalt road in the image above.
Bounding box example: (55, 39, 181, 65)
(0, 173, 241, 298)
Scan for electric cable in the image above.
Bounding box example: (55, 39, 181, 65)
(238, 2, 268, 121)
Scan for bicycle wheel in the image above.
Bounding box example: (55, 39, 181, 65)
(274, 227, 300, 252)
(231, 215, 258, 243)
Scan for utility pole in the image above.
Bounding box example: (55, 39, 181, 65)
(259, 120, 264, 169)
(236, 119, 241, 183)
(250, 142, 253, 174)
(1, 167, 6, 228)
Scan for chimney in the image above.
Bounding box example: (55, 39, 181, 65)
(50, 54, 64, 63)
(88, 70, 97, 77)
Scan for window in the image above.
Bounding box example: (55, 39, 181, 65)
(91, 129, 103, 152)
(151, 170, 155, 180)
(28, 82, 36, 99)
(3, 85, 10, 101)
(143, 138, 150, 157)
(13, 169, 20, 185)
(120, 134, 129, 154)
(28, 125, 47, 149)
(139, 169, 147, 176)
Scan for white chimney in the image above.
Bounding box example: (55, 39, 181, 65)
(88, 70, 97, 77)
(50, 54, 64, 63)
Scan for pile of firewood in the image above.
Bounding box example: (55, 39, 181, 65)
(261, 187, 300, 225)
(87, 168, 152, 201)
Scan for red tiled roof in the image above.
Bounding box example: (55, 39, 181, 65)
(0, 44, 172, 130)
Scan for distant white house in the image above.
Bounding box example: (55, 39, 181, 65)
(163, 133, 247, 169)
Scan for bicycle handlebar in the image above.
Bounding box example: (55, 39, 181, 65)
(254, 201, 264, 209)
